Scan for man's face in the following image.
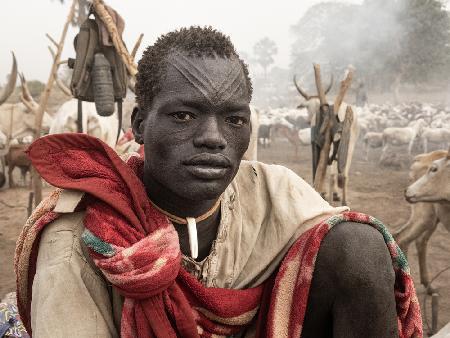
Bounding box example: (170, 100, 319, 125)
(133, 52, 251, 202)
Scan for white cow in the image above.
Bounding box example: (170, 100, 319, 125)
(420, 127, 450, 153)
(363, 132, 383, 161)
(50, 99, 121, 149)
(0, 103, 53, 139)
(380, 119, 427, 161)
(298, 128, 311, 145)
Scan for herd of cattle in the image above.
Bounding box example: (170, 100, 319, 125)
(257, 101, 450, 163)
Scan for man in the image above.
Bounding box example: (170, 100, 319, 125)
(355, 81, 368, 107)
(16, 27, 421, 337)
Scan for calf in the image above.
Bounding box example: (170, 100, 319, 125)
(406, 148, 450, 202)
(380, 119, 427, 162)
(362, 132, 383, 161)
(394, 149, 449, 293)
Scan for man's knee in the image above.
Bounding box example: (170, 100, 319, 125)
(318, 221, 395, 292)
(303, 221, 398, 337)
(318, 221, 398, 337)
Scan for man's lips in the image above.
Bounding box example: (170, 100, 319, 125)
(183, 153, 231, 167)
(182, 153, 231, 180)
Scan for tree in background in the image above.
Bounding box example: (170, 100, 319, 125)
(396, 0, 450, 83)
(290, 0, 450, 99)
(253, 37, 278, 79)
(290, 2, 358, 89)
(26, 80, 46, 99)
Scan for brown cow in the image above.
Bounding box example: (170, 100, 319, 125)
(6, 144, 31, 188)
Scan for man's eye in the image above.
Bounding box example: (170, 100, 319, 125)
(170, 112, 195, 121)
(226, 116, 247, 126)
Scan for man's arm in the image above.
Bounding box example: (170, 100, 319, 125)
(31, 212, 118, 337)
(301, 221, 398, 338)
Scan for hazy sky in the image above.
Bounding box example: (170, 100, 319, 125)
(0, 0, 362, 82)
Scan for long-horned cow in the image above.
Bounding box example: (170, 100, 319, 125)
(0, 53, 18, 106)
(0, 54, 53, 187)
(0, 55, 53, 140)
(293, 73, 360, 205)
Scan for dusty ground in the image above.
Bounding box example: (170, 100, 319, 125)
(0, 141, 449, 335)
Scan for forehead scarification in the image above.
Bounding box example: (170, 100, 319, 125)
(166, 52, 248, 106)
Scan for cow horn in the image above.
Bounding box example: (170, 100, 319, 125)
(293, 75, 310, 100)
(19, 73, 39, 112)
(324, 73, 334, 95)
(0, 52, 18, 105)
(126, 33, 143, 94)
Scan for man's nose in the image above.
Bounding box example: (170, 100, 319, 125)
(193, 116, 227, 150)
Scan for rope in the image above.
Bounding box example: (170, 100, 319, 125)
(149, 198, 221, 225)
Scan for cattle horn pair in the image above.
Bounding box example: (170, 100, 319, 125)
(0, 52, 18, 106)
(293, 73, 334, 100)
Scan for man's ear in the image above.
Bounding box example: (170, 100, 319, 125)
(131, 107, 144, 144)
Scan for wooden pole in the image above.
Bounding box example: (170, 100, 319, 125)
(334, 67, 355, 113)
(431, 293, 439, 335)
(312, 64, 331, 193)
(8, 105, 14, 143)
(91, 0, 138, 76)
(31, 0, 77, 206)
(314, 64, 327, 106)
(313, 65, 355, 195)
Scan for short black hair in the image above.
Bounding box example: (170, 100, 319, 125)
(135, 26, 252, 110)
